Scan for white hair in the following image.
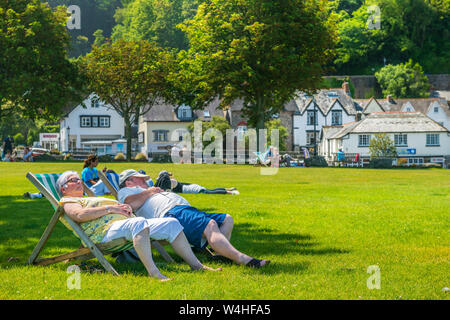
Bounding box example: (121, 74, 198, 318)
(56, 171, 80, 192)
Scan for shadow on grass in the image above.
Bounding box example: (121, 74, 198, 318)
(0, 196, 349, 276)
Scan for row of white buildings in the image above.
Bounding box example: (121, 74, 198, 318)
(56, 84, 450, 164)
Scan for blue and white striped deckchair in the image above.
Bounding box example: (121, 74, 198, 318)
(97, 170, 175, 263)
(26, 172, 136, 276)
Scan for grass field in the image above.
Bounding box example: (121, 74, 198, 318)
(0, 162, 449, 300)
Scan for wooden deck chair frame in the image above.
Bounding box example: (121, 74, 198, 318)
(97, 170, 174, 263)
(27, 172, 138, 276)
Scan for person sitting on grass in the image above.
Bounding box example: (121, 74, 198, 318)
(57, 170, 221, 281)
(118, 169, 270, 268)
(153, 170, 239, 195)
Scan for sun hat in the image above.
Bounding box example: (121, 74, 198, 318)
(119, 169, 150, 185)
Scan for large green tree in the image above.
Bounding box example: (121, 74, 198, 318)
(0, 0, 84, 121)
(178, 0, 337, 148)
(112, 0, 201, 51)
(375, 60, 430, 98)
(334, 0, 450, 74)
(82, 39, 176, 160)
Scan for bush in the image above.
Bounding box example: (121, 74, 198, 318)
(151, 153, 171, 163)
(50, 149, 60, 155)
(34, 154, 58, 162)
(98, 154, 113, 162)
(305, 156, 328, 167)
(114, 153, 126, 161)
(397, 158, 408, 166)
(134, 152, 148, 161)
(369, 158, 393, 169)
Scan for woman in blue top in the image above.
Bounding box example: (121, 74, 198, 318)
(81, 154, 100, 188)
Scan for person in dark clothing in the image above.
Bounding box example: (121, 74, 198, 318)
(2, 136, 14, 159)
(154, 171, 239, 195)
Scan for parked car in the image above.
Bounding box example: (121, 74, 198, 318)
(31, 147, 49, 157)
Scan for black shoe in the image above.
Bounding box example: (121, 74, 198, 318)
(23, 192, 31, 199)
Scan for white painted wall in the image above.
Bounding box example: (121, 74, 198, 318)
(336, 132, 450, 158)
(294, 102, 355, 147)
(60, 93, 125, 151)
(427, 101, 450, 130)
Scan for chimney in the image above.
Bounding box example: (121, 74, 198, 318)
(342, 81, 351, 96)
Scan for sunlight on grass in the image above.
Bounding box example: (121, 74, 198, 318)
(0, 162, 449, 299)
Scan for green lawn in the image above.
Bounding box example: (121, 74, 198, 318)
(0, 162, 449, 300)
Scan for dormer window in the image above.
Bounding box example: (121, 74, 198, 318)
(91, 98, 100, 108)
(178, 104, 192, 119)
(203, 110, 211, 118)
(328, 91, 338, 98)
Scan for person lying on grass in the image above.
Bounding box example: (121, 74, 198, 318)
(118, 169, 270, 268)
(153, 170, 240, 195)
(57, 170, 221, 282)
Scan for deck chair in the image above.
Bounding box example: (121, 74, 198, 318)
(97, 170, 174, 263)
(26, 172, 168, 276)
(253, 147, 272, 166)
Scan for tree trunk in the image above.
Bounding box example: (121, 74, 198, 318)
(255, 94, 265, 152)
(124, 113, 132, 161)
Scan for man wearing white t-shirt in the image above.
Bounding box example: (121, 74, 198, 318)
(118, 169, 270, 268)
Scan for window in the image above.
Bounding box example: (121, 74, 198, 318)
(80, 116, 110, 128)
(331, 110, 342, 125)
(306, 131, 319, 145)
(178, 105, 192, 119)
(91, 98, 100, 108)
(203, 110, 210, 118)
(408, 158, 424, 165)
(99, 117, 110, 127)
(394, 134, 408, 146)
(153, 130, 168, 142)
(307, 110, 318, 125)
(80, 116, 91, 127)
(358, 134, 371, 147)
(434, 107, 439, 113)
(426, 134, 440, 146)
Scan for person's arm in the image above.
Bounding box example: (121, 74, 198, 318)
(63, 202, 133, 223)
(122, 187, 163, 211)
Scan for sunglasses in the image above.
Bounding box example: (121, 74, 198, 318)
(64, 177, 81, 185)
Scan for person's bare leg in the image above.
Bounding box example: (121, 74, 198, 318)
(133, 228, 172, 281)
(204, 220, 269, 267)
(219, 214, 234, 241)
(170, 232, 221, 272)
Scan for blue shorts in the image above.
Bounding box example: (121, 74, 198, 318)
(165, 205, 227, 248)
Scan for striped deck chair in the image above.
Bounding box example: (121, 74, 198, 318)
(97, 170, 174, 263)
(27, 172, 137, 276)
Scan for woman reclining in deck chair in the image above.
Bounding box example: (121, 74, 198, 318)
(57, 171, 220, 281)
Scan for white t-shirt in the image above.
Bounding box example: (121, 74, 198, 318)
(118, 187, 190, 219)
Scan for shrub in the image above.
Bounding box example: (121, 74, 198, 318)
(50, 149, 60, 155)
(34, 154, 58, 162)
(369, 158, 393, 169)
(98, 154, 113, 162)
(134, 152, 148, 161)
(305, 156, 328, 167)
(397, 158, 408, 166)
(114, 153, 126, 161)
(151, 153, 171, 163)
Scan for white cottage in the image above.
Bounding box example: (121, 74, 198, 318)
(322, 112, 450, 165)
(292, 84, 361, 150)
(60, 93, 126, 155)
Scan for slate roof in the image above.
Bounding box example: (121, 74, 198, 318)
(370, 98, 450, 117)
(142, 98, 227, 122)
(293, 89, 358, 115)
(332, 112, 448, 139)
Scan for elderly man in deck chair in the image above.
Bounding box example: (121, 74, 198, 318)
(118, 169, 270, 268)
(57, 171, 220, 281)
